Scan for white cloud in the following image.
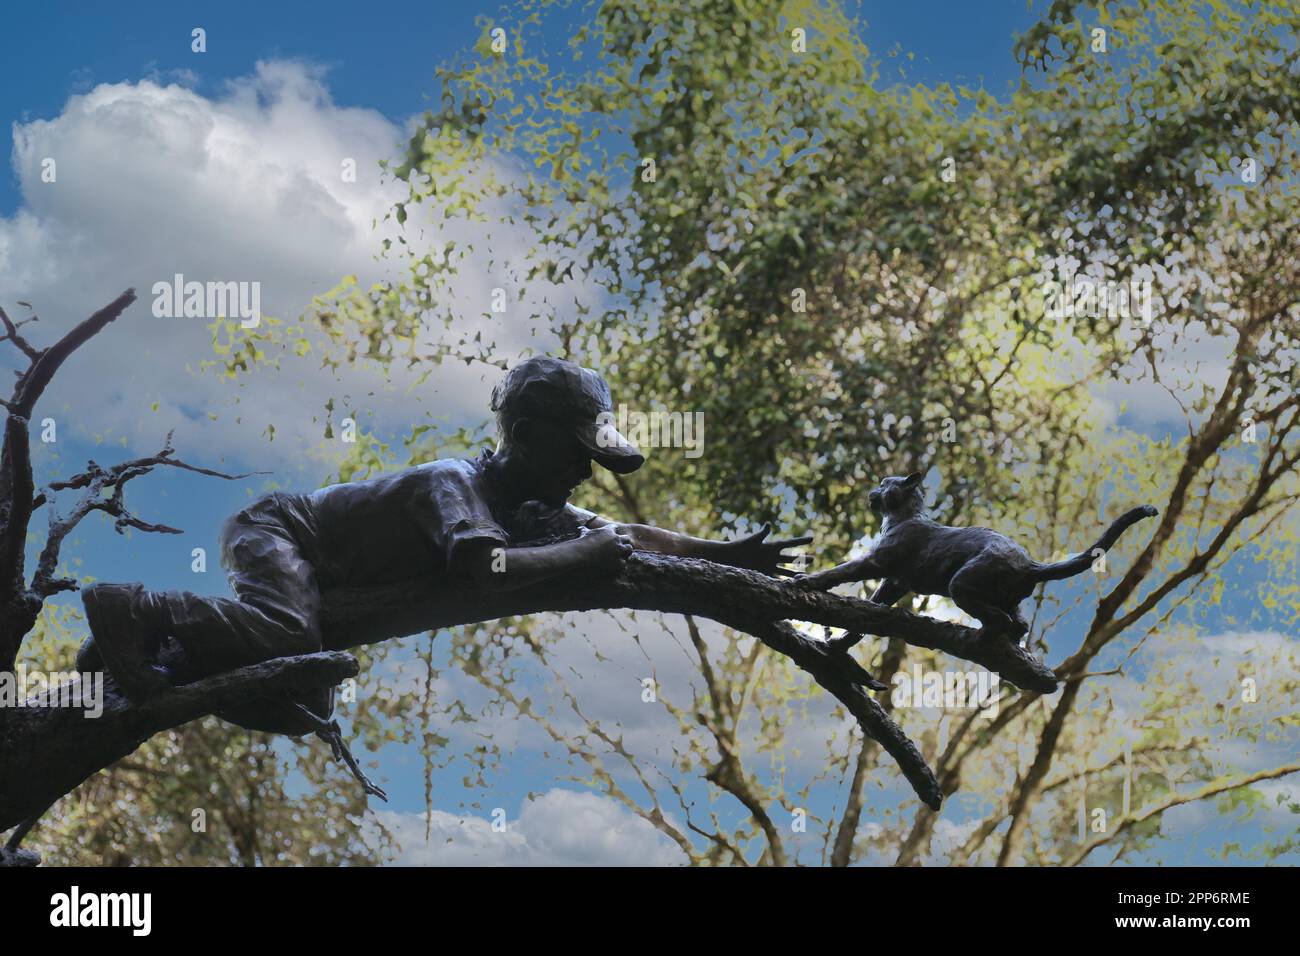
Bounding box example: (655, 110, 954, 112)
(371, 788, 687, 866)
(1092, 318, 1235, 428)
(2, 60, 568, 485)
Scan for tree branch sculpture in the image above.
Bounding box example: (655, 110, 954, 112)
(2, 550, 1062, 837)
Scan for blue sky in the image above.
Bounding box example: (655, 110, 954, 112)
(0, 1, 1046, 216)
(4, 1, 1295, 865)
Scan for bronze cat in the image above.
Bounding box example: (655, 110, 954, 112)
(797, 473, 1158, 640)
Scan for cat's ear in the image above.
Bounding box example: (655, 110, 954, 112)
(903, 471, 923, 487)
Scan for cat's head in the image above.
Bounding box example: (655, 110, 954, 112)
(868, 472, 925, 518)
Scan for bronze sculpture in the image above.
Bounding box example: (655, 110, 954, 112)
(0, 296, 1085, 838)
(77, 357, 812, 735)
(796, 472, 1158, 640)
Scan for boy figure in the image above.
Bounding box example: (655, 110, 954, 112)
(79, 356, 809, 726)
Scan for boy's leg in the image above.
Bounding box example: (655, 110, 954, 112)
(83, 494, 326, 717)
(167, 495, 324, 672)
(174, 496, 334, 733)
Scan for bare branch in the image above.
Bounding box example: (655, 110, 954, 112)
(1, 291, 139, 631)
(29, 431, 266, 598)
(8, 290, 137, 416)
(0, 551, 995, 835)
(1063, 762, 1300, 867)
(1, 651, 360, 833)
(0, 303, 41, 363)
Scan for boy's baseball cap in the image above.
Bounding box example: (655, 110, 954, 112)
(491, 356, 645, 474)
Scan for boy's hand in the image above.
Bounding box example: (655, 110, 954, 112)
(575, 524, 635, 567)
(715, 524, 813, 577)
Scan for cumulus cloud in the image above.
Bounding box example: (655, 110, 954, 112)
(2, 60, 566, 484)
(371, 788, 687, 866)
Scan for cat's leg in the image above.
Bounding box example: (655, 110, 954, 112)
(949, 563, 1022, 640)
(868, 579, 909, 607)
(952, 594, 1020, 640)
(796, 554, 887, 590)
(1008, 607, 1030, 639)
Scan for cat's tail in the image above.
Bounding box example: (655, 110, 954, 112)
(1029, 505, 1159, 582)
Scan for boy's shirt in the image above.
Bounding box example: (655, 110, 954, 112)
(275, 450, 599, 589)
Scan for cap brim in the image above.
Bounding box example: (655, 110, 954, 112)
(574, 419, 645, 474)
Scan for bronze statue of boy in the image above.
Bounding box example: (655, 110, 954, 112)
(78, 357, 809, 727)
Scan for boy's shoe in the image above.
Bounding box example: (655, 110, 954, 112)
(81, 583, 174, 700)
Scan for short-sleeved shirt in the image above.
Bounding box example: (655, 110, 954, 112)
(274, 450, 600, 589)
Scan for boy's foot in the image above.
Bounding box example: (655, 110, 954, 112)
(81, 583, 174, 700)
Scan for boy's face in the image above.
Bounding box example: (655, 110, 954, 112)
(512, 417, 595, 507)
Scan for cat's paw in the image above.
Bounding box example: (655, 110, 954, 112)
(792, 573, 829, 590)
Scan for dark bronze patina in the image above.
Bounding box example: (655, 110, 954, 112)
(78, 357, 810, 737)
(798, 472, 1158, 640)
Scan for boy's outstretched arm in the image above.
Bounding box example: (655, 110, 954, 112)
(453, 525, 634, 592)
(585, 516, 812, 577)
(452, 515, 811, 591)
